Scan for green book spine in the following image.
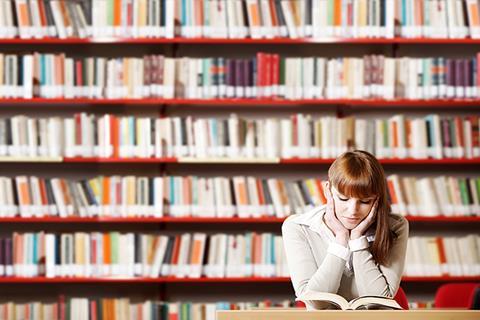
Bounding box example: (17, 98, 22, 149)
(458, 179, 469, 206)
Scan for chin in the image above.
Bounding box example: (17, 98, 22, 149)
(340, 219, 360, 230)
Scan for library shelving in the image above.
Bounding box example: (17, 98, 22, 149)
(0, 276, 477, 284)
(2, 31, 480, 311)
(1, 157, 479, 165)
(2, 38, 480, 45)
(0, 217, 478, 224)
(0, 98, 479, 107)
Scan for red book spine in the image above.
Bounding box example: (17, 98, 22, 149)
(454, 116, 465, 150)
(59, 294, 66, 320)
(470, 116, 480, 149)
(37, 0, 48, 29)
(292, 114, 298, 147)
(272, 54, 280, 97)
(75, 59, 83, 88)
(265, 54, 272, 97)
(477, 53, 480, 91)
(256, 53, 264, 96)
(75, 113, 81, 150)
(90, 300, 97, 320)
(111, 115, 119, 158)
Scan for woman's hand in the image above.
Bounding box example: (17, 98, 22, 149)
(323, 182, 349, 246)
(350, 198, 378, 240)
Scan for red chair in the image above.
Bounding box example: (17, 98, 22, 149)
(434, 283, 480, 308)
(394, 287, 409, 310)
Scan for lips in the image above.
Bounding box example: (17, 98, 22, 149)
(344, 217, 360, 222)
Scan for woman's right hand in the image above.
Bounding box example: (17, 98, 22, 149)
(323, 181, 349, 247)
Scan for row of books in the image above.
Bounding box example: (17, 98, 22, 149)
(0, 231, 288, 278)
(1, 231, 479, 279)
(405, 235, 480, 277)
(387, 175, 480, 217)
(2, 175, 479, 219)
(1, 113, 479, 160)
(2, 0, 480, 39)
(0, 298, 296, 320)
(1, 53, 480, 100)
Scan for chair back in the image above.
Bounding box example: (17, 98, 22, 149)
(394, 287, 409, 310)
(434, 283, 480, 308)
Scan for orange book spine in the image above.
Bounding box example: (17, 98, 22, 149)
(102, 177, 110, 208)
(114, 0, 121, 27)
(268, 0, 278, 28)
(111, 116, 119, 158)
(170, 235, 181, 267)
(256, 179, 266, 207)
(436, 237, 447, 275)
(315, 179, 327, 204)
(103, 233, 111, 265)
(387, 179, 399, 205)
(334, 0, 342, 26)
(392, 121, 399, 149)
(191, 238, 202, 265)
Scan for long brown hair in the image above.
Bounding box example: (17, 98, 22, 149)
(328, 150, 395, 265)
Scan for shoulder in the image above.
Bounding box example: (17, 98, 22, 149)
(388, 213, 409, 238)
(282, 205, 326, 234)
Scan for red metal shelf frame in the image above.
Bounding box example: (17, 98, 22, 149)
(2, 37, 480, 45)
(0, 216, 478, 224)
(0, 98, 478, 107)
(0, 276, 477, 284)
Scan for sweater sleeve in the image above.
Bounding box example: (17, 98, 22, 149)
(282, 217, 347, 298)
(351, 215, 409, 297)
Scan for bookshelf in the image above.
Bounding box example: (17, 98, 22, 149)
(0, 98, 479, 107)
(0, 216, 479, 224)
(2, 37, 480, 45)
(0, 276, 478, 284)
(1, 157, 479, 164)
(1, 1, 480, 315)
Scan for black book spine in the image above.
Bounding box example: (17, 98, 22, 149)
(274, 0, 286, 32)
(5, 237, 12, 275)
(261, 179, 273, 207)
(0, 237, 4, 276)
(446, 58, 454, 88)
(380, 0, 385, 27)
(226, 58, 235, 90)
(465, 178, 474, 208)
(234, 59, 243, 95)
(425, 118, 432, 148)
(455, 59, 463, 91)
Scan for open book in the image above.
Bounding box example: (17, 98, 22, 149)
(297, 291, 403, 310)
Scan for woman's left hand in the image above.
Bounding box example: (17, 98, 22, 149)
(350, 198, 378, 240)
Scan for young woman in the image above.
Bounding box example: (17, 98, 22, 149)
(282, 150, 409, 310)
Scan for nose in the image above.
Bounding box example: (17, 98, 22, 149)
(347, 200, 360, 216)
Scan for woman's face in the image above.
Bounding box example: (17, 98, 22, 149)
(331, 185, 377, 230)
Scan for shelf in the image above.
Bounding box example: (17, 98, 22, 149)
(405, 216, 480, 222)
(2, 37, 480, 45)
(63, 157, 177, 163)
(0, 277, 291, 284)
(0, 276, 478, 284)
(0, 156, 62, 163)
(60, 157, 480, 165)
(401, 276, 480, 282)
(0, 98, 479, 107)
(0, 217, 286, 223)
(0, 216, 478, 224)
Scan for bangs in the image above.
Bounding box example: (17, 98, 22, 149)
(333, 175, 377, 199)
(328, 151, 384, 199)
